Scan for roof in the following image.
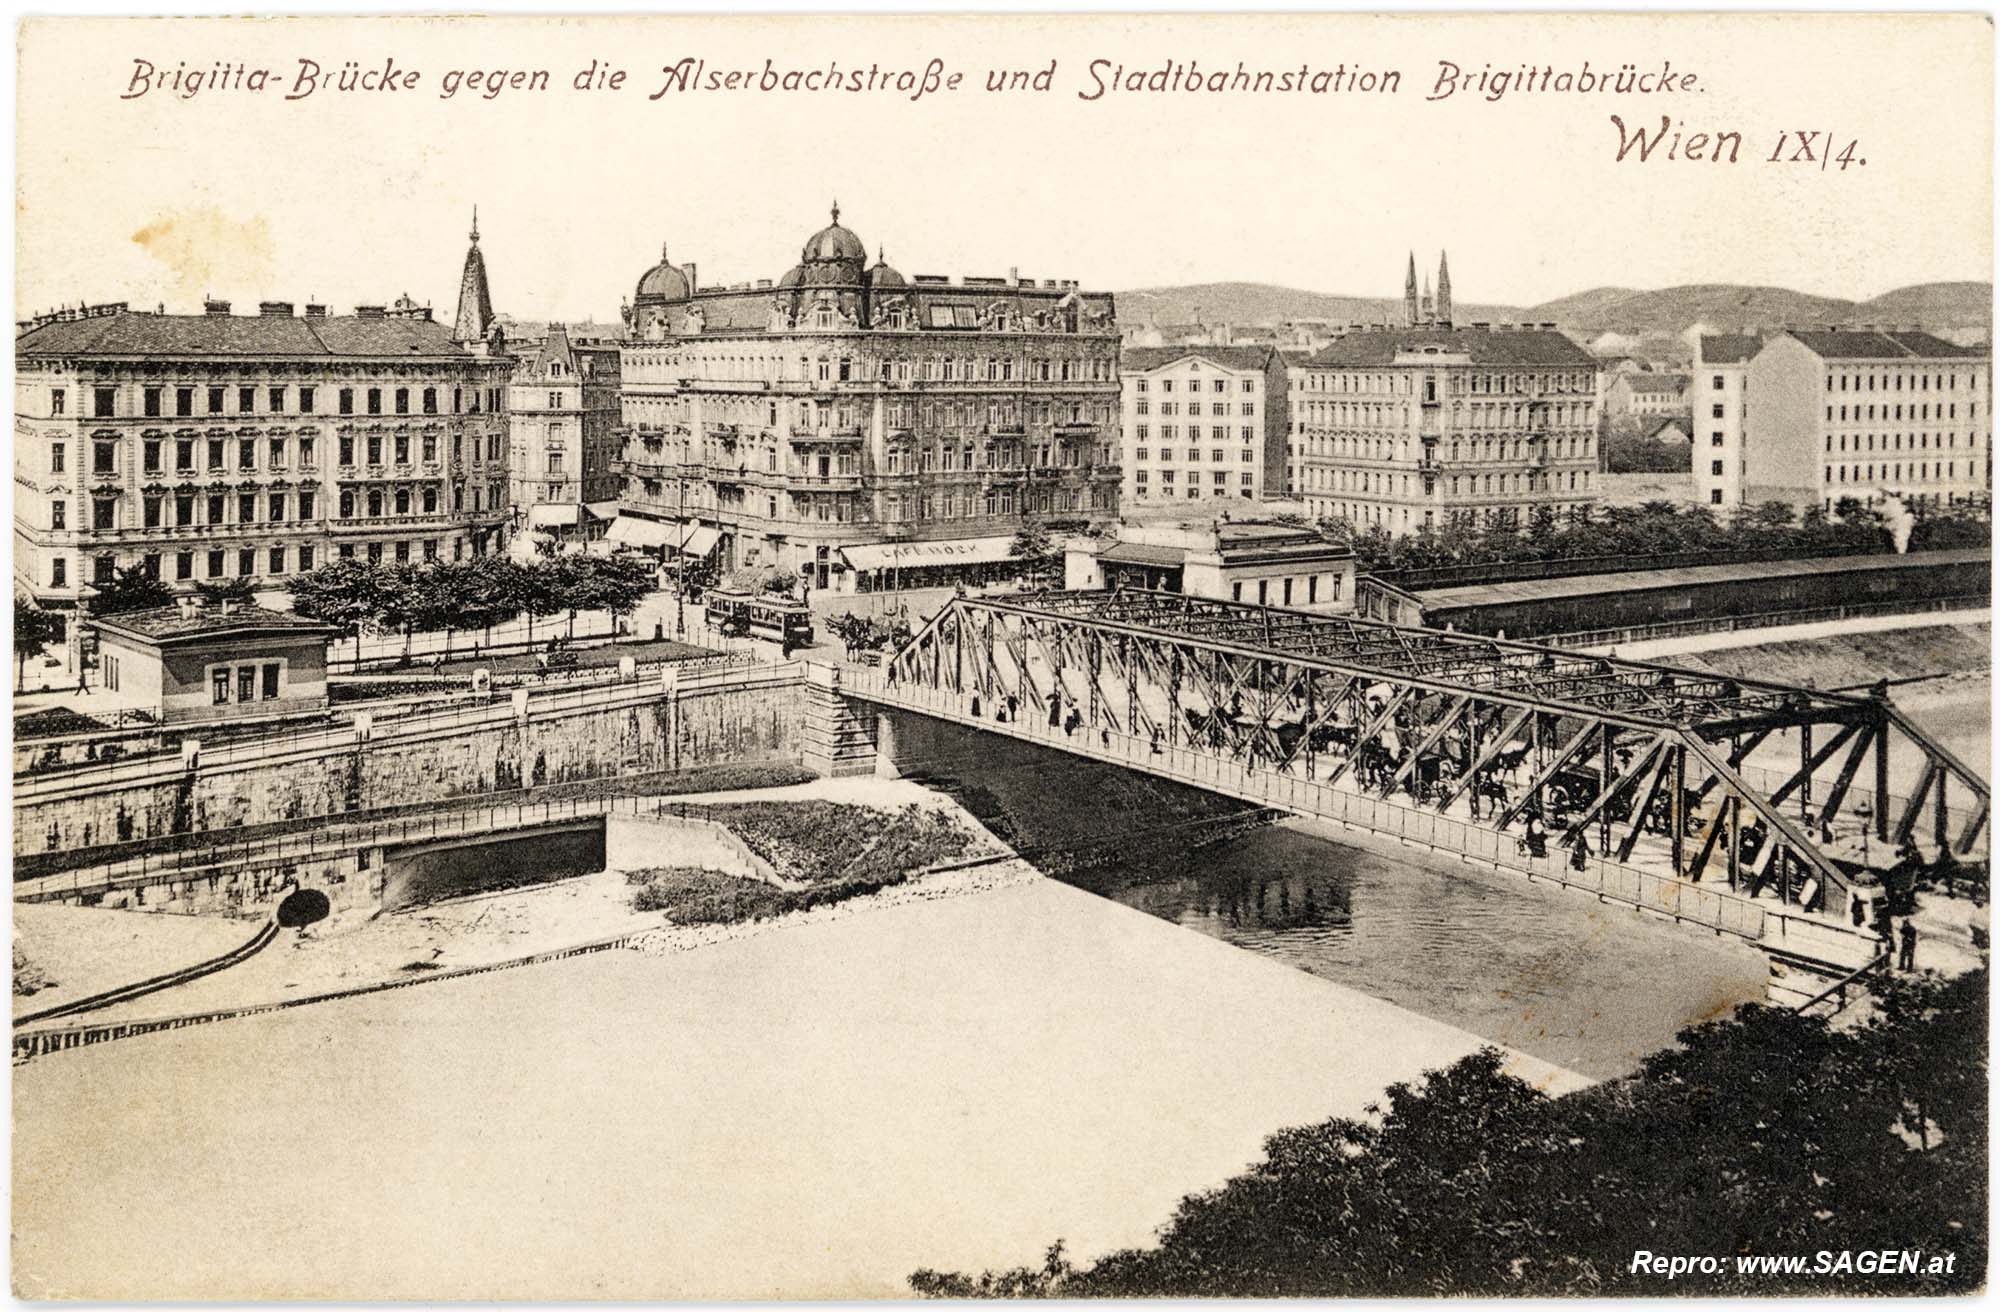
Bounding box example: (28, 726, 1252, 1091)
(1783, 330, 1985, 361)
(1304, 327, 1595, 367)
(1099, 541, 1187, 568)
(1644, 415, 1693, 440)
(1122, 345, 1277, 373)
(1413, 547, 1991, 613)
(91, 604, 337, 645)
(17, 311, 481, 361)
(1699, 334, 1763, 365)
(1623, 373, 1688, 393)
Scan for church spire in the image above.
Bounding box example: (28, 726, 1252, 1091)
(1404, 252, 1419, 327)
(453, 209, 495, 344)
(1436, 250, 1452, 326)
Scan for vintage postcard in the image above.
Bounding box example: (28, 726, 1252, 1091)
(9, 10, 1992, 1301)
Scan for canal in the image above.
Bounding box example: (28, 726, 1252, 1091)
(887, 712, 1771, 1081)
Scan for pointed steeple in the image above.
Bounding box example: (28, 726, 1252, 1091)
(453, 208, 495, 344)
(1436, 251, 1453, 326)
(1421, 271, 1433, 325)
(1404, 252, 1420, 327)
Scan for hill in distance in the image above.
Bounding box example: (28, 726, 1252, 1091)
(1118, 280, 1992, 341)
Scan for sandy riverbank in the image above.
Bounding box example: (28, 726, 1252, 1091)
(13, 874, 1587, 1301)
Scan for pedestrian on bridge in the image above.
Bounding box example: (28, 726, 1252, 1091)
(1570, 831, 1591, 873)
(1898, 918, 1919, 972)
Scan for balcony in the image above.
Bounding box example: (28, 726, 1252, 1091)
(789, 426, 865, 444)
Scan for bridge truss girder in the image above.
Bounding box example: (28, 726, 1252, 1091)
(886, 590, 1991, 905)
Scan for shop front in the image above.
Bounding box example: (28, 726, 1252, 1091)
(840, 535, 1024, 594)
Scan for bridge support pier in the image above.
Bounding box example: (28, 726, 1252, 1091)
(800, 664, 881, 778)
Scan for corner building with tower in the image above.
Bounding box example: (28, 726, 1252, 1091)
(613, 205, 1122, 593)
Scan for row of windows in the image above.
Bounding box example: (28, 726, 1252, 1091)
(1823, 403, 1974, 423)
(71, 384, 503, 420)
(1292, 435, 1593, 463)
(1129, 400, 1256, 417)
(1295, 368, 1595, 396)
(1228, 573, 1337, 607)
(1824, 461, 1971, 485)
(1132, 469, 1257, 487)
(1825, 369, 1980, 393)
(211, 662, 285, 706)
(665, 350, 1114, 385)
(60, 482, 498, 532)
(1823, 431, 1972, 454)
(1295, 467, 1593, 497)
(1132, 376, 1258, 394)
(1128, 424, 1259, 442)
(51, 430, 502, 477)
(1128, 483, 1255, 501)
(1293, 401, 1594, 428)
(1130, 447, 1258, 464)
(57, 536, 476, 588)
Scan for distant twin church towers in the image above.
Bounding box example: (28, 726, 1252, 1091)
(1404, 251, 1453, 328)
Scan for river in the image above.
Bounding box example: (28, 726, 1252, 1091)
(887, 713, 1772, 1082)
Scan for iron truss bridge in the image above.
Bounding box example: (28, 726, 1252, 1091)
(873, 589, 1988, 916)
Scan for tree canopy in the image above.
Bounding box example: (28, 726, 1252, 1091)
(85, 565, 174, 616)
(912, 968, 1986, 1298)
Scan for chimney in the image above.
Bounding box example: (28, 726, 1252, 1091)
(304, 303, 327, 318)
(176, 593, 201, 620)
(354, 305, 386, 319)
(203, 299, 231, 316)
(1009, 266, 1020, 287)
(258, 301, 294, 317)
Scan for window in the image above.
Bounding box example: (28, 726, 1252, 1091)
(208, 386, 225, 414)
(213, 668, 231, 705)
(176, 387, 194, 417)
(144, 440, 162, 473)
(300, 386, 316, 413)
(50, 501, 65, 531)
(238, 386, 255, 414)
(269, 386, 286, 413)
(207, 549, 224, 578)
(92, 498, 115, 530)
(238, 665, 258, 703)
(1710, 488, 1723, 505)
(299, 546, 315, 571)
(395, 387, 410, 415)
(1711, 432, 1724, 447)
(339, 388, 355, 415)
(1711, 460, 1724, 476)
(367, 388, 383, 416)
(93, 387, 115, 418)
(1711, 404, 1724, 419)
(50, 443, 64, 474)
(269, 547, 286, 574)
(422, 387, 438, 415)
(51, 558, 67, 587)
(1712, 375, 1725, 389)
(94, 441, 116, 474)
(50, 388, 65, 416)
(176, 551, 193, 580)
(262, 663, 281, 699)
(239, 439, 256, 470)
(144, 387, 163, 417)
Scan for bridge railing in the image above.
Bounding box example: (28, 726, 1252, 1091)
(839, 664, 1895, 962)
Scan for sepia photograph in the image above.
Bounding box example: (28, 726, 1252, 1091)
(7, 9, 1993, 1301)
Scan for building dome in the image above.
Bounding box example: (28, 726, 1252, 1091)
(777, 265, 806, 289)
(866, 248, 906, 290)
(800, 202, 866, 269)
(635, 243, 690, 302)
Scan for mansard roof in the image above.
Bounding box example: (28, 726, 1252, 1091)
(16, 311, 480, 361)
(1306, 326, 1596, 367)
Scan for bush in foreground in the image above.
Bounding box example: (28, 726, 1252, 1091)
(911, 968, 1986, 1298)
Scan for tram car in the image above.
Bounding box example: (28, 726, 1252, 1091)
(703, 589, 815, 650)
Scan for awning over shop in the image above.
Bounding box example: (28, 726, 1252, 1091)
(528, 503, 582, 528)
(1099, 541, 1187, 568)
(841, 535, 1018, 572)
(583, 500, 621, 521)
(605, 516, 678, 547)
(676, 526, 721, 558)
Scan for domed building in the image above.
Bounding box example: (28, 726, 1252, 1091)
(610, 204, 1122, 595)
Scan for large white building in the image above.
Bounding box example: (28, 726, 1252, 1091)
(1119, 346, 1288, 507)
(1700, 329, 1991, 513)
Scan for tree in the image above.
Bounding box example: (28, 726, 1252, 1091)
(86, 565, 174, 616)
(193, 577, 257, 606)
(13, 596, 61, 692)
(287, 560, 386, 664)
(913, 969, 1989, 1298)
(1010, 517, 1057, 587)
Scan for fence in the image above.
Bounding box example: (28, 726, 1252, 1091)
(831, 663, 1884, 969)
(1547, 594, 1989, 651)
(1373, 544, 1880, 592)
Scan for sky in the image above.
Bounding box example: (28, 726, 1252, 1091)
(15, 13, 1993, 324)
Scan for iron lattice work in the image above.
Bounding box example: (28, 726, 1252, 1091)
(883, 589, 1989, 906)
